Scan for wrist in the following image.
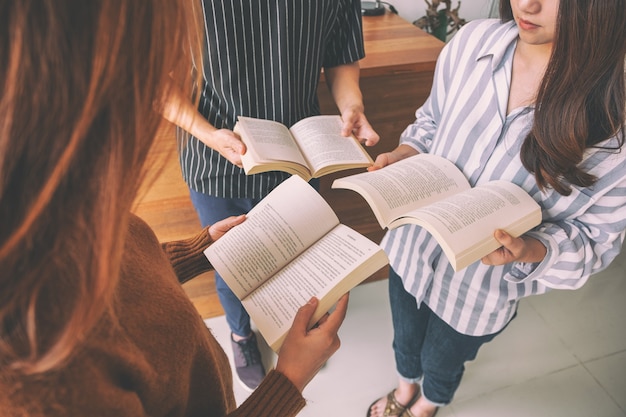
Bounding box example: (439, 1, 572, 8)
(275, 363, 307, 392)
(340, 103, 365, 117)
(391, 145, 419, 162)
(194, 125, 218, 148)
(521, 236, 547, 263)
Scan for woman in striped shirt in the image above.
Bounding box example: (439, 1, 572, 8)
(367, 0, 625, 416)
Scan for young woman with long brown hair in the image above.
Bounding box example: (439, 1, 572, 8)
(0, 1, 348, 415)
(367, 0, 626, 416)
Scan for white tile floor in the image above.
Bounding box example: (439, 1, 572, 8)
(205, 248, 626, 417)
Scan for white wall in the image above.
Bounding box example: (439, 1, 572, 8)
(387, 0, 497, 25)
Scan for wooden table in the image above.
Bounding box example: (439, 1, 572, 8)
(133, 12, 444, 317)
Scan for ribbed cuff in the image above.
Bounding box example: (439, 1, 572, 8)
(235, 370, 306, 417)
(161, 227, 214, 283)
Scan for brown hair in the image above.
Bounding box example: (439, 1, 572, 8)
(0, 0, 202, 374)
(501, 0, 626, 195)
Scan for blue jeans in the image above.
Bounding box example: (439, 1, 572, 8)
(388, 268, 504, 406)
(189, 189, 263, 337)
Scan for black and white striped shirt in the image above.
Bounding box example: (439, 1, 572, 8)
(179, 0, 365, 198)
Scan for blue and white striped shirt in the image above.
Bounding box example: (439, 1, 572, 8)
(179, 0, 365, 198)
(382, 19, 626, 336)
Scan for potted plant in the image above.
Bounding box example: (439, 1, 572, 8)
(413, 0, 466, 41)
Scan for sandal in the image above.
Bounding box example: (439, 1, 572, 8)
(399, 405, 439, 417)
(366, 389, 418, 417)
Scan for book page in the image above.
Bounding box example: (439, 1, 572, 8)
(204, 176, 339, 299)
(241, 223, 388, 351)
(332, 154, 470, 228)
(236, 116, 308, 167)
(390, 180, 541, 270)
(289, 115, 372, 173)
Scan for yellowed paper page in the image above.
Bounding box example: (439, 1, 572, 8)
(332, 154, 470, 228)
(391, 180, 541, 270)
(290, 115, 372, 173)
(236, 116, 308, 167)
(242, 223, 388, 351)
(204, 176, 339, 299)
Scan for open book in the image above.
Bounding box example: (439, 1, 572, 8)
(234, 115, 373, 181)
(332, 154, 542, 271)
(204, 176, 388, 352)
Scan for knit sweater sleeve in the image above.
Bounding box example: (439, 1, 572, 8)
(228, 370, 306, 417)
(160, 227, 214, 284)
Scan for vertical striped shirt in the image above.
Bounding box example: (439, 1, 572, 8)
(382, 19, 626, 336)
(179, 0, 365, 199)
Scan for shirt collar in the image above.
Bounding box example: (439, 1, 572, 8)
(476, 20, 519, 73)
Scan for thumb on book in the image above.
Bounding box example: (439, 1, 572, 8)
(291, 297, 319, 333)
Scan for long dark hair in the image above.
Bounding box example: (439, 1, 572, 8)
(501, 0, 626, 195)
(0, 0, 202, 374)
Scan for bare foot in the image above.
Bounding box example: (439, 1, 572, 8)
(405, 396, 439, 417)
(367, 384, 419, 417)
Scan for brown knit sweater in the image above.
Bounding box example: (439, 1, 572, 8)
(0, 215, 306, 417)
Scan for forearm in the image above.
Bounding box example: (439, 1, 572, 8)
(324, 62, 364, 114)
(161, 85, 246, 165)
(161, 84, 218, 146)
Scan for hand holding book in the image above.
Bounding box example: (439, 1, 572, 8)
(234, 115, 374, 181)
(332, 154, 542, 271)
(204, 175, 388, 351)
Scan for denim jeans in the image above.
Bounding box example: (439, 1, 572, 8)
(388, 267, 503, 406)
(189, 188, 263, 337)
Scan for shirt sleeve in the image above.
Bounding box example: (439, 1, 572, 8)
(161, 227, 214, 284)
(505, 148, 626, 291)
(398, 21, 463, 153)
(226, 370, 306, 417)
(323, 0, 365, 68)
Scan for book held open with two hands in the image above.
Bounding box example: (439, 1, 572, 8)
(234, 115, 374, 181)
(204, 175, 388, 352)
(332, 154, 542, 271)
